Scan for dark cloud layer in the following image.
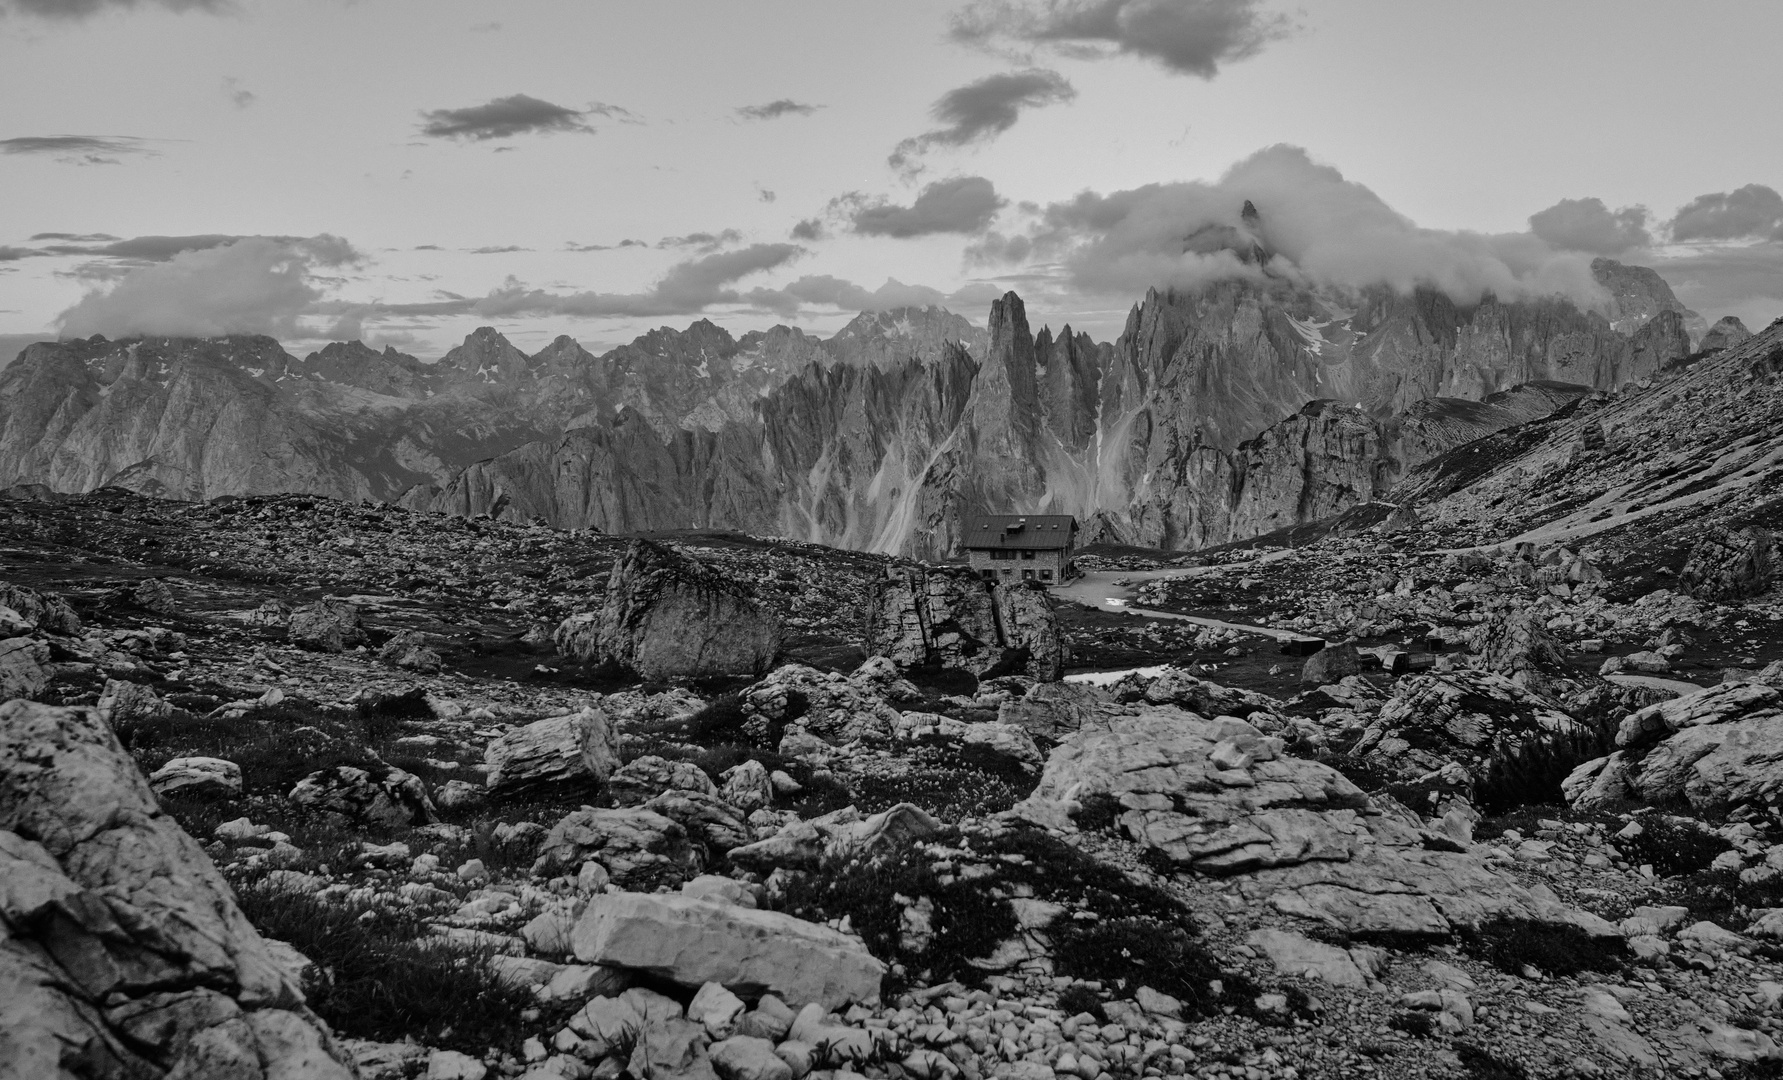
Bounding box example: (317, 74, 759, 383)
(847, 176, 1006, 237)
(322, 244, 809, 339)
(418, 95, 598, 141)
(1528, 197, 1651, 255)
(26, 232, 363, 266)
(889, 68, 1074, 172)
(657, 230, 742, 253)
(1669, 184, 1783, 243)
(0, 134, 155, 164)
(950, 0, 1291, 77)
(1, 0, 227, 18)
(736, 99, 821, 121)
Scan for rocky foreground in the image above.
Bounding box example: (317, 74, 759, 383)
(8, 445, 1783, 1079)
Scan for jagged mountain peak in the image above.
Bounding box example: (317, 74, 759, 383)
(823, 305, 987, 370)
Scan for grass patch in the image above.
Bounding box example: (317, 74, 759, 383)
(233, 877, 553, 1053)
(1050, 917, 1249, 1018)
(1457, 918, 1625, 977)
(1454, 1042, 1529, 1080)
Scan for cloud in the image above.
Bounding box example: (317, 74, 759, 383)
(844, 175, 1006, 237)
(1646, 242, 1783, 330)
(741, 275, 1003, 315)
(1527, 197, 1651, 255)
(950, 0, 1292, 77)
(56, 236, 330, 339)
(757, 186, 777, 203)
(1, 0, 228, 18)
(1667, 184, 1783, 243)
(322, 244, 810, 332)
(889, 68, 1075, 172)
(222, 76, 256, 108)
(736, 99, 821, 121)
(657, 229, 742, 253)
(418, 94, 599, 141)
(29, 232, 364, 266)
(468, 245, 530, 254)
(790, 218, 828, 241)
(0, 246, 45, 261)
(566, 239, 647, 252)
(0, 134, 155, 164)
(971, 143, 1611, 308)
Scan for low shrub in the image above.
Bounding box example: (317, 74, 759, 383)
(233, 878, 549, 1052)
(1454, 1042, 1528, 1080)
(1052, 917, 1244, 1015)
(778, 844, 1017, 991)
(1457, 918, 1624, 977)
(1616, 815, 1732, 877)
(1054, 985, 1105, 1021)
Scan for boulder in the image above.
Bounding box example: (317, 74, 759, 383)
(1568, 681, 1783, 815)
(861, 565, 1064, 681)
(892, 712, 1042, 771)
(0, 581, 81, 635)
(1246, 928, 1369, 987)
(288, 599, 366, 652)
(131, 577, 177, 613)
(720, 760, 774, 813)
(1300, 643, 1360, 686)
(629, 1017, 720, 1080)
(377, 629, 443, 673)
(729, 803, 941, 873)
(1679, 527, 1775, 604)
(998, 681, 1111, 743)
(0, 635, 50, 700)
(1474, 610, 1570, 689)
(742, 664, 902, 745)
(571, 892, 886, 1009)
(149, 756, 244, 798)
(1013, 707, 1370, 873)
(531, 807, 699, 889)
(96, 678, 173, 729)
(288, 763, 438, 827)
(1348, 670, 1607, 810)
(710, 1035, 794, 1080)
(484, 706, 620, 795)
(559, 539, 781, 680)
(609, 755, 720, 807)
(0, 700, 356, 1079)
(1130, 667, 1287, 722)
(643, 789, 753, 857)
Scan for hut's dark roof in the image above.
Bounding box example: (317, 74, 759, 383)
(961, 514, 1077, 551)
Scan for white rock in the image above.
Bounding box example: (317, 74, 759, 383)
(709, 1036, 792, 1080)
(690, 981, 747, 1038)
(571, 892, 885, 1009)
(148, 756, 243, 798)
(426, 1049, 488, 1080)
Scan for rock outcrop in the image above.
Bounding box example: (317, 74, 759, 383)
(559, 540, 781, 680)
(862, 566, 1063, 681)
(1678, 527, 1774, 603)
(1700, 316, 1753, 353)
(0, 700, 356, 1079)
(1566, 680, 1783, 815)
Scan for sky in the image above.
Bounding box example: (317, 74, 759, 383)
(3, 0, 1782, 362)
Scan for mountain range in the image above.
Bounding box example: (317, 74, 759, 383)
(0, 249, 1733, 557)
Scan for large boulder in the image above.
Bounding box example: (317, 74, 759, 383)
(0, 636, 49, 700)
(998, 681, 1111, 743)
(1567, 680, 1783, 815)
(1348, 670, 1606, 811)
(742, 663, 905, 745)
(571, 892, 885, 1009)
(558, 540, 781, 680)
(288, 763, 438, 827)
(484, 707, 621, 796)
(0, 581, 81, 635)
(287, 599, 366, 652)
(0, 700, 356, 1079)
(531, 808, 700, 889)
(1679, 527, 1775, 604)
(861, 565, 1064, 681)
(1473, 609, 1570, 689)
(1015, 706, 1371, 873)
(609, 755, 720, 807)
